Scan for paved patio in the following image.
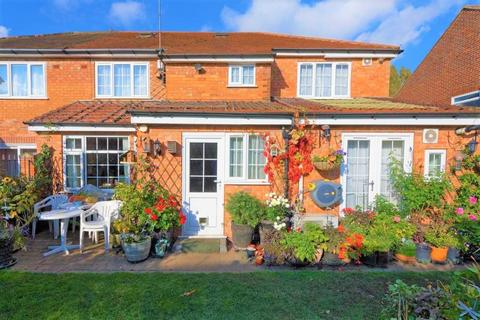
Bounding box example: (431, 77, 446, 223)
(11, 230, 467, 273)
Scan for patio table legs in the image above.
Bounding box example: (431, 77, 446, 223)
(43, 218, 80, 257)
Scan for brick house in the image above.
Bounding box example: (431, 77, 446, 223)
(0, 18, 478, 239)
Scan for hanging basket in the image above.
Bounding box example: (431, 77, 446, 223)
(313, 161, 340, 171)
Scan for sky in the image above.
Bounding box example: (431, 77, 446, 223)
(0, 0, 478, 71)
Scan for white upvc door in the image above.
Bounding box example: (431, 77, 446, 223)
(182, 133, 225, 236)
(341, 133, 413, 211)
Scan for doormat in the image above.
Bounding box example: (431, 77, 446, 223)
(178, 238, 224, 253)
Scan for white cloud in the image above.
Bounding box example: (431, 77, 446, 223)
(52, 0, 92, 11)
(108, 1, 146, 27)
(357, 0, 465, 46)
(222, 0, 465, 47)
(0, 25, 9, 38)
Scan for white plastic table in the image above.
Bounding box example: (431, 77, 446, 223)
(39, 209, 84, 256)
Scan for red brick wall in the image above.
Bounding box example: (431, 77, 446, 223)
(272, 57, 391, 98)
(165, 63, 271, 101)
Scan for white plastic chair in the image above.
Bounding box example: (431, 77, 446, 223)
(32, 195, 68, 239)
(79, 200, 122, 253)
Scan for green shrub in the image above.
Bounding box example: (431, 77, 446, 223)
(226, 191, 265, 227)
(280, 222, 328, 263)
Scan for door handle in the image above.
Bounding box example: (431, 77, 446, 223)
(369, 180, 374, 191)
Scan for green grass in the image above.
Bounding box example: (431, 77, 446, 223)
(0, 270, 453, 320)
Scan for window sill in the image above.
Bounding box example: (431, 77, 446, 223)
(0, 96, 48, 100)
(227, 85, 257, 88)
(297, 96, 351, 100)
(95, 96, 151, 100)
(224, 180, 270, 186)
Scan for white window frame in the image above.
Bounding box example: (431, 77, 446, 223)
(0, 144, 37, 177)
(0, 62, 47, 99)
(225, 133, 268, 185)
(296, 62, 351, 99)
(227, 64, 256, 87)
(340, 132, 414, 213)
(95, 62, 150, 99)
(62, 135, 130, 191)
(424, 149, 447, 177)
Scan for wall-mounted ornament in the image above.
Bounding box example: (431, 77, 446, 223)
(310, 180, 343, 208)
(153, 139, 162, 157)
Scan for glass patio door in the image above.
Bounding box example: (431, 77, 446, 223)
(343, 134, 413, 210)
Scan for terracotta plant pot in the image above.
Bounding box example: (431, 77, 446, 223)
(431, 246, 448, 264)
(231, 222, 253, 249)
(395, 253, 416, 264)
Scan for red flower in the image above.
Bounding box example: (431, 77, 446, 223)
(150, 214, 158, 221)
(179, 211, 186, 225)
(338, 246, 347, 260)
(342, 208, 354, 215)
(295, 227, 302, 233)
(144, 208, 153, 215)
(337, 224, 345, 233)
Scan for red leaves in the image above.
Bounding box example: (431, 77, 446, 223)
(179, 210, 186, 225)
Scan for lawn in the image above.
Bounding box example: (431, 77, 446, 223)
(0, 270, 453, 320)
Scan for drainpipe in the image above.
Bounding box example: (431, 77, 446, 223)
(281, 126, 290, 200)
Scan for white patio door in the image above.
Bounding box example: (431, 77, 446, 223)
(182, 134, 224, 236)
(342, 133, 413, 210)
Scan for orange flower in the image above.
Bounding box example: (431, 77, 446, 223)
(337, 224, 345, 233)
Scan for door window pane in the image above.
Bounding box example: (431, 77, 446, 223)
(380, 140, 404, 203)
(0, 64, 7, 95)
(247, 135, 266, 180)
(335, 64, 349, 96)
(345, 140, 370, 209)
(299, 64, 313, 96)
(189, 142, 217, 193)
(229, 136, 243, 178)
(11, 64, 28, 96)
(315, 64, 332, 97)
(114, 64, 131, 96)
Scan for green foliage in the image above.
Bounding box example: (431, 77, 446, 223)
(389, 65, 412, 96)
(381, 279, 422, 320)
(424, 223, 459, 249)
(226, 191, 265, 227)
(323, 224, 345, 254)
(390, 160, 451, 216)
(280, 222, 328, 263)
(396, 240, 416, 257)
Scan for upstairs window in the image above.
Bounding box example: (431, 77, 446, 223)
(297, 62, 350, 98)
(96, 62, 149, 98)
(228, 65, 255, 87)
(0, 62, 46, 98)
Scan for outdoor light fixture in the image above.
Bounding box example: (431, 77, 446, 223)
(454, 151, 466, 171)
(194, 63, 204, 73)
(270, 144, 280, 157)
(321, 124, 331, 140)
(153, 139, 162, 157)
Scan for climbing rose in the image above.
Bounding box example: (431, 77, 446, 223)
(469, 196, 478, 205)
(468, 214, 478, 221)
(456, 207, 464, 215)
(144, 208, 153, 215)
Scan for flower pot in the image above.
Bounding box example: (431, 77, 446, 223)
(447, 247, 461, 264)
(259, 221, 274, 244)
(151, 237, 170, 258)
(395, 253, 416, 264)
(416, 243, 432, 264)
(321, 252, 345, 266)
(313, 161, 339, 171)
(0, 236, 16, 269)
(121, 236, 151, 263)
(361, 251, 390, 268)
(287, 257, 310, 268)
(231, 222, 253, 249)
(431, 246, 448, 264)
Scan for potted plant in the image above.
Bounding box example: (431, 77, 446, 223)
(226, 191, 265, 249)
(395, 240, 417, 264)
(425, 225, 458, 264)
(280, 222, 328, 267)
(322, 224, 347, 266)
(312, 149, 345, 171)
(261, 193, 289, 244)
(0, 219, 15, 269)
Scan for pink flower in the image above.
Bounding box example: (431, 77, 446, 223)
(468, 214, 478, 221)
(393, 216, 401, 223)
(456, 207, 464, 215)
(469, 196, 478, 205)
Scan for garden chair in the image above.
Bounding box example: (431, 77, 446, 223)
(32, 194, 68, 239)
(79, 200, 122, 253)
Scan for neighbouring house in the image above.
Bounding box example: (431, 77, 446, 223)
(0, 8, 478, 241)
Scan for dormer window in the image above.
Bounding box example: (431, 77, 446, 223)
(297, 62, 350, 99)
(228, 65, 255, 87)
(0, 62, 46, 98)
(95, 62, 149, 98)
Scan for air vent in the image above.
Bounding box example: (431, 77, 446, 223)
(423, 129, 439, 144)
(362, 58, 373, 66)
(138, 32, 156, 38)
(214, 33, 229, 37)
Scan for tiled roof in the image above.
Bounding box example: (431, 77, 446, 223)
(0, 31, 400, 54)
(395, 6, 480, 106)
(26, 98, 479, 126)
